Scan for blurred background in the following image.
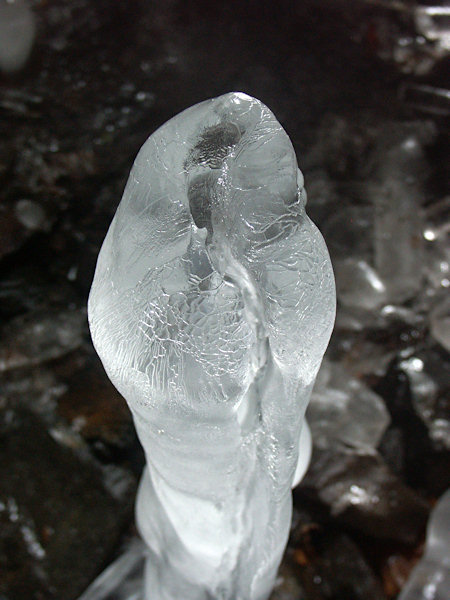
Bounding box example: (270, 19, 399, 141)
(0, 1, 449, 599)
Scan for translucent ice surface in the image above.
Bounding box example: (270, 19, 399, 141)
(88, 92, 336, 600)
(307, 359, 390, 451)
(398, 488, 450, 600)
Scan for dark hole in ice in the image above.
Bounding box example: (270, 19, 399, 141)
(188, 175, 213, 230)
(186, 122, 241, 230)
(188, 121, 241, 169)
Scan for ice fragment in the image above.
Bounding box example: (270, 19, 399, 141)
(371, 123, 434, 303)
(333, 258, 387, 311)
(398, 489, 450, 600)
(307, 359, 390, 450)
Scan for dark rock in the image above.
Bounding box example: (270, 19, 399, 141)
(300, 447, 429, 545)
(399, 349, 450, 453)
(376, 361, 450, 493)
(57, 357, 135, 455)
(269, 553, 307, 600)
(289, 518, 386, 600)
(0, 309, 86, 372)
(0, 400, 133, 600)
(380, 547, 422, 600)
(0, 201, 33, 261)
(0, 267, 79, 319)
(0, 507, 49, 600)
(377, 427, 406, 476)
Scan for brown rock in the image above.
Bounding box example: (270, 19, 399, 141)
(57, 358, 133, 450)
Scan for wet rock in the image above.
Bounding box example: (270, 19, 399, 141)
(0, 308, 86, 372)
(376, 360, 450, 494)
(14, 199, 50, 232)
(300, 447, 429, 545)
(0, 201, 33, 261)
(289, 516, 386, 600)
(399, 355, 450, 452)
(377, 427, 406, 477)
(57, 358, 134, 456)
(330, 305, 427, 379)
(329, 331, 398, 379)
(0, 364, 66, 433)
(0, 268, 77, 319)
(0, 506, 49, 600)
(381, 547, 422, 600)
(414, 5, 450, 56)
(361, 3, 449, 76)
(269, 556, 307, 600)
(0, 400, 134, 600)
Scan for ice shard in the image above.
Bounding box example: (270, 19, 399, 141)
(88, 92, 336, 600)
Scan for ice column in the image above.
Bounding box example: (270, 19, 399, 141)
(88, 92, 336, 600)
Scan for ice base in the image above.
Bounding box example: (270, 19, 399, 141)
(77, 422, 312, 600)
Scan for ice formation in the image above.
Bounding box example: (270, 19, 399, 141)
(307, 359, 390, 451)
(398, 488, 450, 600)
(88, 92, 336, 600)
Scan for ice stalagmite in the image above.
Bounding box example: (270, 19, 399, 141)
(88, 92, 336, 600)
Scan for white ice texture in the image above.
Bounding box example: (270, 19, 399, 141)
(88, 92, 336, 600)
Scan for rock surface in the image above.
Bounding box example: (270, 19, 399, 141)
(0, 401, 133, 600)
